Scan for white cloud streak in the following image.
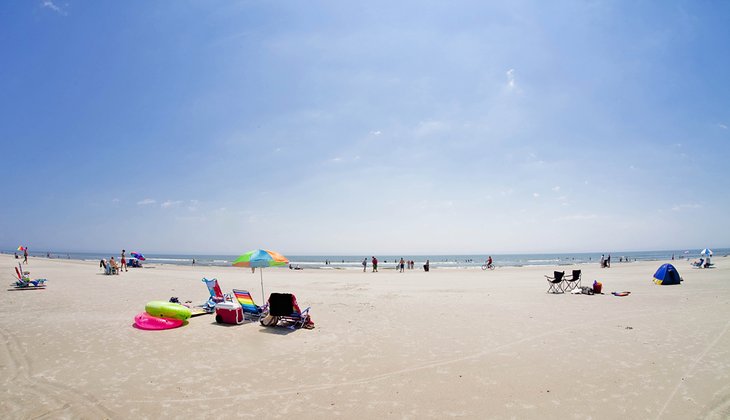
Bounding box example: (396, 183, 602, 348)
(42, 0, 66, 15)
(161, 200, 183, 208)
(137, 198, 156, 206)
(506, 68, 516, 89)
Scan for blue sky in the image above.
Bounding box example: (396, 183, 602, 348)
(1, 1, 728, 255)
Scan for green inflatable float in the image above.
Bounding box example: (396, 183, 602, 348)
(145, 301, 192, 320)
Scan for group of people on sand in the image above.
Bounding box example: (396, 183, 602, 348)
(14, 248, 29, 264)
(100, 250, 129, 275)
(600, 254, 611, 268)
(362, 257, 430, 272)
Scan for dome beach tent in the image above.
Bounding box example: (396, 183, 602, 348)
(653, 263, 682, 285)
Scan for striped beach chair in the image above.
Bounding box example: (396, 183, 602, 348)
(232, 289, 267, 321)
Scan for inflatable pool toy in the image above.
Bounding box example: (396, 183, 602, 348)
(134, 312, 184, 330)
(612, 291, 631, 297)
(145, 301, 192, 320)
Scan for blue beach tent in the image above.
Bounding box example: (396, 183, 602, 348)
(653, 263, 682, 285)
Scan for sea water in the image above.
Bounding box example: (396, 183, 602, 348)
(4, 249, 727, 270)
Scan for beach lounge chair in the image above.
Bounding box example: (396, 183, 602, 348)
(101, 260, 113, 275)
(200, 278, 227, 313)
(232, 289, 267, 321)
(563, 269, 582, 292)
(263, 293, 312, 329)
(545, 271, 565, 294)
(12, 264, 46, 288)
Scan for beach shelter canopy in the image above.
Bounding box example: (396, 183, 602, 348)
(131, 252, 145, 261)
(653, 263, 682, 285)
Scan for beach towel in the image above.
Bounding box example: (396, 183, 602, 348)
(612, 291, 631, 297)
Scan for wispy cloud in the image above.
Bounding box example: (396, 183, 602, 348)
(41, 0, 67, 15)
(137, 198, 156, 206)
(414, 120, 449, 137)
(161, 200, 183, 208)
(671, 203, 701, 211)
(718, 123, 728, 130)
(532, 192, 540, 198)
(555, 213, 598, 221)
(370, 130, 382, 136)
(552, 186, 560, 192)
(506, 68, 516, 89)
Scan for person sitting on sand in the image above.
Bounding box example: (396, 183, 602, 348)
(109, 257, 120, 274)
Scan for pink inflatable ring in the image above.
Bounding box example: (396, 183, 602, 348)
(134, 312, 184, 330)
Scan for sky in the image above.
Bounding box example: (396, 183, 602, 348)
(1, 1, 729, 255)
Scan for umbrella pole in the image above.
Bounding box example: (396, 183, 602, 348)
(260, 268, 265, 303)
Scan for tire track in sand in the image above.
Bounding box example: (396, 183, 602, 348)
(0, 326, 115, 419)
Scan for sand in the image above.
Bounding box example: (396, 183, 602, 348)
(1, 254, 729, 419)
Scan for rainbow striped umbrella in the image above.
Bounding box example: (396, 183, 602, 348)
(232, 249, 288, 268)
(131, 252, 146, 261)
(232, 249, 288, 302)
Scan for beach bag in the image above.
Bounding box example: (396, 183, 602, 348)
(593, 281, 602, 294)
(260, 314, 279, 327)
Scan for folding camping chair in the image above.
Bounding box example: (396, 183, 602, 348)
(232, 289, 267, 321)
(263, 293, 312, 329)
(562, 269, 582, 292)
(200, 278, 228, 313)
(545, 271, 565, 294)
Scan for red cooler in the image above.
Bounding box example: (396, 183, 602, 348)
(215, 301, 244, 325)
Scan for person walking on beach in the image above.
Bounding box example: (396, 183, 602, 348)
(192, 259, 196, 266)
(607, 254, 611, 268)
(120, 250, 128, 272)
(362, 258, 367, 272)
(423, 259, 430, 272)
(372, 256, 378, 272)
(23, 248, 28, 264)
(399, 258, 405, 273)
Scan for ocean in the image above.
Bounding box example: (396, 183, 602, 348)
(4, 248, 727, 270)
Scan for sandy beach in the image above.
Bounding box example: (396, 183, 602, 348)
(1, 254, 729, 419)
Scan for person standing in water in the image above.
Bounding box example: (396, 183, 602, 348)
(362, 258, 367, 272)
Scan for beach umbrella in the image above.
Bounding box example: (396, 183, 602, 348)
(131, 252, 146, 261)
(17, 246, 25, 251)
(232, 249, 288, 302)
(700, 248, 713, 256)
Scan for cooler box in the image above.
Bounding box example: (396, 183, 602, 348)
(215, 301, 244, 325)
